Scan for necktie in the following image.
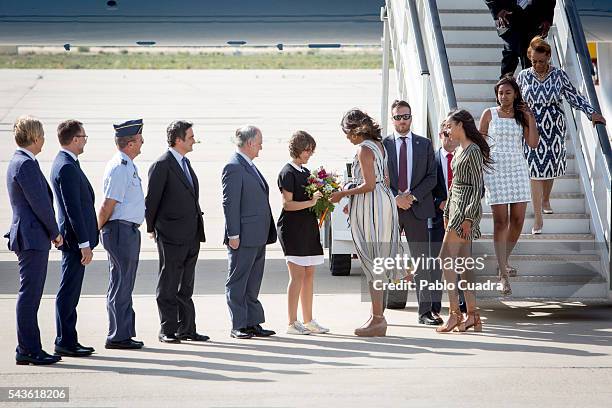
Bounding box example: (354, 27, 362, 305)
(182, 157, 194, 188)
(446, 152, 453, 191)
(251, 164, 266, 188)
(75, 159, 81, 169)
(398, 137, 408, 193)
(517, 0, 530, 9)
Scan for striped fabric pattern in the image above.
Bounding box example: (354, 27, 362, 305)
(443, 143, 484, 241)
(348, 140, 405, 282)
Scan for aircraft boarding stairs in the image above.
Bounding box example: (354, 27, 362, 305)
(382, 0, 611, 299)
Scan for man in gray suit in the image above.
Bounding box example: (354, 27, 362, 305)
(383, 100, 440, 325)
(222, 125, 277, 339)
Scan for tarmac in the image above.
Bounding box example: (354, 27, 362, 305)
(0, 69, 611, 407)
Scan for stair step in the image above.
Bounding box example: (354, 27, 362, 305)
(483, 254, 600, 262)
(480, 212, 590, 234)
(482, 192, 585, 213)
(439, 12, 496, 27)
(453, 79, 498, 84)
(482, 212, 588, 219)
(474, 277, 608, 299)
(438, 9, 491, 14)
(455, 83, 499, 98)
(442, 27, 500, 44)
(447, 47, 502, 62)
(450, 65, 500, 81)
(479, 233, 594, 240)
(447, 43, 503, 48)
(443, 26, 497, 31)
(436, 0, 489, 10)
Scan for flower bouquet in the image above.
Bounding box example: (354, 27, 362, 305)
(304, 166, 341, 227)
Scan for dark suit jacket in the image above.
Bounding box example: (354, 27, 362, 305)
(5, 150, 59, 252)
(221, 153, 277, 247)
(485, 0, 556, 27)
(145, 150, 205, 245)
(431, 148, 448, 230)
(50, 151, 99, 251)
(383, 133, 437, 220)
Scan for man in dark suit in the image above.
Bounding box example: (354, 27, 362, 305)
(485, 0, 556, 77)
(222, 125, 277, 339)
(429, 120, 466, 318)
(50, 120, 98, 357)
(383, 100, 440, 325)
(145, 120, 208, 344)
(6, 116, 63, 365)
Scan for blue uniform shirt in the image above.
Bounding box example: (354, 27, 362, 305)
(103, 151, 145, 225)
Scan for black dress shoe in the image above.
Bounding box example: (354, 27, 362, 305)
(54, 344, 94, 357)
(75, 343, 95, 353)
(131, 338, 144, 346)
(105, 339, 144, 349)
(418, 312, 442, 326)
(176, 332, 210, 342)
(158, 333, 181, 343)
(246, 324, 276, 337)
(16, 350, 61, 365)
(230, 328, 253, 339)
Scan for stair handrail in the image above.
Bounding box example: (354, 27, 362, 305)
(549, 0, 610, 282)
(385, 0, 457, 142)
(563, 0, 612, 176)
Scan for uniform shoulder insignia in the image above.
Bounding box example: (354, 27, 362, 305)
(121, 159, 127, 165)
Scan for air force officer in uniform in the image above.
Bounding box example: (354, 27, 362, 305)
(97, 119, 145, 350)
(222, 125, 277, 339)
(7, 116, 63, 365)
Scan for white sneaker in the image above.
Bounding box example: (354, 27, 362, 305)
(303, 319, 330, 334)
(287, 321, 311, 335)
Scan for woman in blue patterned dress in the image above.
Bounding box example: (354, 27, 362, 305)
(480, 76, 539, 296)
(517, 36, 606, 234)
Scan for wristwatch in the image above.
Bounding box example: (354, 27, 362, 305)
(409, 194, 418, 202)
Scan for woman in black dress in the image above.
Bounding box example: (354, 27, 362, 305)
(277, 131, 329, 335)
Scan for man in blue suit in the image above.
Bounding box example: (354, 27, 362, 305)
(50, 120, 98, 357)
(6, 116, 63, 365)
(222, 125, 277, 339)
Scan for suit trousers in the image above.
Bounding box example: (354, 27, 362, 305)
(55, 249, 86, 347)
(389, 209, 433, 315)
(101, 221, 140, 342)
(429, 226, 445, 314)
(225, 245, 266, 330)
(16, 250, 49, 354)
(500, 8, 540, 77)
(156, 238, 200, 335)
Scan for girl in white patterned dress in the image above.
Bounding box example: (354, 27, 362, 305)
(330, 109, 404, 337)
(480, 76, 539, 296)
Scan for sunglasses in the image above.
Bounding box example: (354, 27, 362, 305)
(392, 114, 412, 121)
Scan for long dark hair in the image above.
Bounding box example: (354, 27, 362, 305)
(447, 109, 494, 170)
(340, 109, 382, 142)
(495, 75, 528, 129)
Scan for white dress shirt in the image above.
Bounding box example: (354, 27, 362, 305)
(16, 147, 36, 161)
